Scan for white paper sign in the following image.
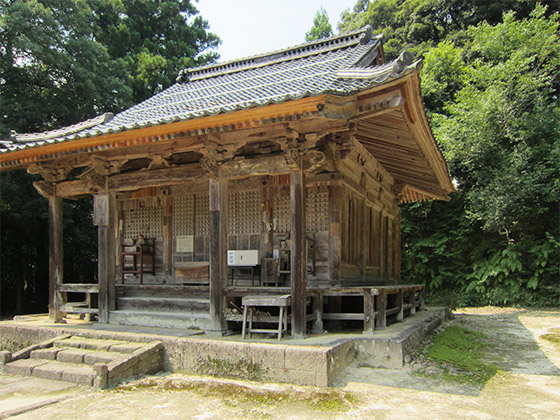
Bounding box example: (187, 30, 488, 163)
(176, 235, 194, 252)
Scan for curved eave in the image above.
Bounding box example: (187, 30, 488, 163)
(0, 95, 326, 170)
(403, 72, 454, 197)
(351, 72, 454, 203)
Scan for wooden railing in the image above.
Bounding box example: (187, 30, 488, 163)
(226, 284, 426, 335)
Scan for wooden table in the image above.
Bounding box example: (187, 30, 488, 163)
(241, 294, 291, 340)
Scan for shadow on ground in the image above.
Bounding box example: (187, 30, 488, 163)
(333, 308, 560, 396)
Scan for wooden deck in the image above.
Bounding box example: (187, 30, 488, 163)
(53, 282, 425, 335)
(226, 284, 425, 335)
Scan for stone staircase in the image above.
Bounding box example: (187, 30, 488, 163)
(0, 335, 163, 389)
(111, 285, 212, 330)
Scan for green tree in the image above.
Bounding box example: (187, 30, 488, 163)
(410, 5, 560, 305)
(433, 6, 559, 241)
(305, 7, 333, 41)
(90, 0, 220, 104)
(339, 0, 560, 60)
(0, 0, 130, 136)
(0, 0, 220, 137)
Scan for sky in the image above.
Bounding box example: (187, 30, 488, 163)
(195, 0, 359, 62)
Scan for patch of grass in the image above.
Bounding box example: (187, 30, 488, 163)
(117, 378, 354, 412)
(424, 325, 498, 385)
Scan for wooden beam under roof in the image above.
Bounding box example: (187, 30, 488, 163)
(350, 75, 454, 201)
(0, 95, 326, 169)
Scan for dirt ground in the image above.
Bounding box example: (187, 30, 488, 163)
(1, 307, 559, 420)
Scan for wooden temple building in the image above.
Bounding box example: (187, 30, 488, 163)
(0, 27, 453, 338)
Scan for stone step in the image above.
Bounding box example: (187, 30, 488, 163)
(2, 335, 164, 389)
(4, 359, 95, 386)
(53, 337, 143, 353)
(31, 347, 127, 365)
(109, 310, 211, 330)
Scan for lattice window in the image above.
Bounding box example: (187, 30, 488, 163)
(173, 195, 194, 236)
(228, 190, 261, 235)
(272, 186, 329, 233)
(194, 194, 209, 236)
(273, 191, 290, 233)
(122, 202, 163, 240)
(306, 186, 329, 232)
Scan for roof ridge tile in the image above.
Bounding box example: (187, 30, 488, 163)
(176, 26, 377, 83)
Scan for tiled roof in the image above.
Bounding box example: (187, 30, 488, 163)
(1, 26, 420, 155)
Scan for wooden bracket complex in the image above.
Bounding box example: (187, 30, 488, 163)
(146, 154, 172, 171)
(33, 180, 55, 198)
(200, 157, 221, 179)
(284, 148, 326, 172)
(90, 157, 126, 176)
(28, 163, 68, 183)
(86, 174, 106, 194)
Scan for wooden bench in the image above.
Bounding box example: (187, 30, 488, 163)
(57, 283, 99, 321)
(241, 294, 291, 340)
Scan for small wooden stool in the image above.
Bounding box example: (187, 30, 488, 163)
(242, 294, 291, 340)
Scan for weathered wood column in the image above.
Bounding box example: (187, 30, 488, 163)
(379, 212, 386, 281)
(394, 211, 401, 283)
(48, 194, 64, 322)
(162, 193, 173, 278)
(94, 193, 117, 324)
(328, 183, 342, 287)
(290, 167, 307, 337)
(209, 171, 228, 333)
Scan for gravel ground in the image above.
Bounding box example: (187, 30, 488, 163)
(1, 307, 559, 420)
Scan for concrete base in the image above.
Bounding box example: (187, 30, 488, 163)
(352, 307, 446, 368)
(0, 308, 445, 387)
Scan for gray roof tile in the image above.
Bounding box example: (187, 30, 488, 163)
(1, 26, 419, 155)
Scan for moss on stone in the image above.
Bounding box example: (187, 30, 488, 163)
(196, 356, 267, 382)
(116, 377, 355, 412)
(424, 325, 498, 385)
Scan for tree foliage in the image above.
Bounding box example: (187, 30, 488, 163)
(339, 0, 560, 60)
(427, 6, 560, 305)
(0, 0, 220, 137)
(305, 7, 333, 41)
(398, 3, 560, 307)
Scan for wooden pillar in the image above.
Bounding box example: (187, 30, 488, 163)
(209, 174, 228, 333)
(48, 195, 64, 322)
(94, 193, 117, 324)
(396, 289, 404, 321)
(261, 186, 273, 257)
(360, 201, 367, 279)
(388, 216, 394, 280)
(163, 194, 173, 278)
(291, 168, 307, 338)
(394, 211, 401, 283)
(311, 291, 324, 334)
(379, 212, 386, 281)
(363, 290, 375, 335)
(375, 292, 387, 329)
(328, 183, 342, 287)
